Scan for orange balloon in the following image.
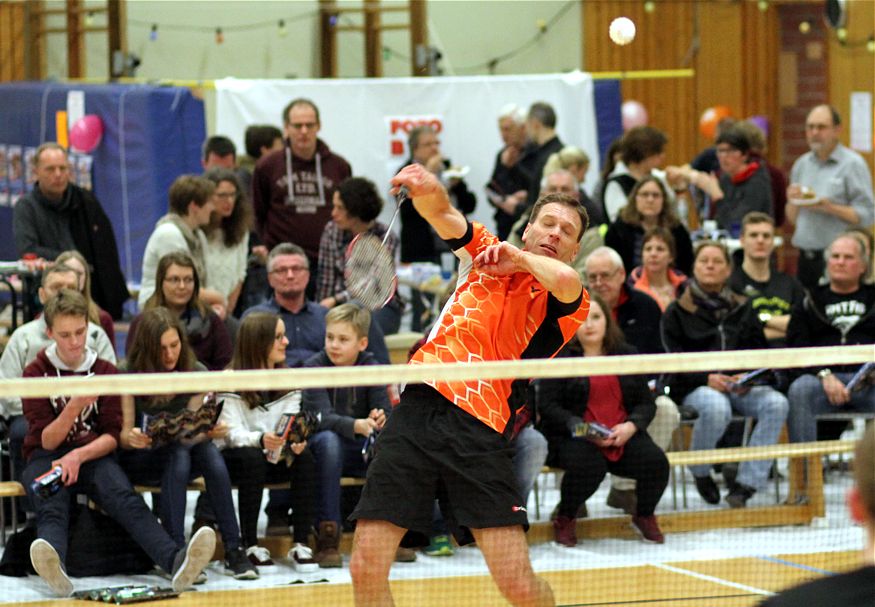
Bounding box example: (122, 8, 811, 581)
(699, 105, 733, 139)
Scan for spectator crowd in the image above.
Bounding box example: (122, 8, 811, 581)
(1, 98, 873, 596)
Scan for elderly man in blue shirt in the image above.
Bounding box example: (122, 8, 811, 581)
(786, 105, 875, 290)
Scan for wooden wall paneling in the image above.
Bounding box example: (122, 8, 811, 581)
(740, 2, 781, 166)
(828, 0, 874, 171)
(0, 2, 9, 81)
(0, 1, 27, 82)
(11, 0, 24, 81)
(694, 2, 744, 151)
(582, 0, 697, 166)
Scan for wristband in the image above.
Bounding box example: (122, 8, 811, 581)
(817, 368, 832, 380)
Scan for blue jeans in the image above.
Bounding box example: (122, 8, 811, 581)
(512, 425, 548, 504)
(683, 385, 789, 489)
(309, 430, 369, 525)
(22, 449, 178, 572)
(121, 441, 241, 550)
(787, 372, 875, 443)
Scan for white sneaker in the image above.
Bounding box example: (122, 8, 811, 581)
(288, 543, 319, 573)
(171, 527, 216, 593)
(30, 539, 73, 597)
(246, 545, 274, 566)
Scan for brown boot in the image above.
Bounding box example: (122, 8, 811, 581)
(315, 521, 342, 568)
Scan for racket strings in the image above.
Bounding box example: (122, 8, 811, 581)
(346, 235, 396, 309)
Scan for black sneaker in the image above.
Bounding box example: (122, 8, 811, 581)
(694, 475, 720, 505)
(224, 546, 259, 580)
(725, 483, 756, 509)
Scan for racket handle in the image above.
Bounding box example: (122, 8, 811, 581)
(396, 185, 409, 201)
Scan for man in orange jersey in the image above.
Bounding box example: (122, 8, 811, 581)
(349, 163, 589, 607)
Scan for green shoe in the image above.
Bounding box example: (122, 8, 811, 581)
(424, 534, 454, 557)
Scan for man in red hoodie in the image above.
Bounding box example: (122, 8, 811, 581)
(251, 98, 352, 289)
(20, 289, 215, 597)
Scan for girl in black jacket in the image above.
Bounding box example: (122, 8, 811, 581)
(538, 294, 669, 547)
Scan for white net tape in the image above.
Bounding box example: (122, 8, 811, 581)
(1, 344, 871, 398)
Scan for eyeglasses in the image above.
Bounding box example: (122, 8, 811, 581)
(636, 191, 662, 199)
(586, 270, 619, 284)
(164, 276, 195, 286)
(269, 265, 309, 275)
(275, 332, 287, 342)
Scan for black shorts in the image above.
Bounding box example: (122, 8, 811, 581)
(350, 384, 528, 536)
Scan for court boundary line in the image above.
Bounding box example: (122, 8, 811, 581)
(756, 555, 837, 576)
(557, 594, 758, 606)
(651, 562, 773, 596)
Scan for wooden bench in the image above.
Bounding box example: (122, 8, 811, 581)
(0, 476, 367, 547)
(385, 331, 423, 365)
(528, 439, 854, 544)
(2, 440, 856, 550)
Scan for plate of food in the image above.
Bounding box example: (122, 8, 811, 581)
(789, 187, 820, 206)
(443, 166, 470, 179)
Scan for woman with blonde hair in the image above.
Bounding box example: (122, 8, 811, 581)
(543, 145, 604, 226)
(55, 249, 115, 347)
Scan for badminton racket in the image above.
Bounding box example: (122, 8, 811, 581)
(344, 186, 407, 310)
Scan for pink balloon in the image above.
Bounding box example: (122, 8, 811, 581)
(69, 114, 104, 153)
(621, 100, 648, 131)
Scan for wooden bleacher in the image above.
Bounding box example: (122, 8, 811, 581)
(0, 440, 854, 552)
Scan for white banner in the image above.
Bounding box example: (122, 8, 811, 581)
(215, 72, 600, 232)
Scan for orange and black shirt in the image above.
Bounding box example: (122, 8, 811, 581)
(410, 222, 589, 435)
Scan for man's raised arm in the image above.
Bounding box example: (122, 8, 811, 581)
(391, 164, 467, 241)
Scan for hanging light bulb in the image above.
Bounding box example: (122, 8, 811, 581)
(757, 0, 768, 12)
(278, 19, 287, 37)
(84, 11, 95, 26)
(149, 24, 158, 41)
(643, 1, 655, 14)
(798, 21, 811, 35)
(867, 35, 875, 54)
(836, 27, 848, 42)
(215, 27, 224, 44)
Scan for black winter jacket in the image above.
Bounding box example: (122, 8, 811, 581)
(660, 287, 768, 401)
(537, 343, 655, 440)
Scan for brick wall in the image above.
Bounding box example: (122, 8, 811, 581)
(779, 3, 829, 175)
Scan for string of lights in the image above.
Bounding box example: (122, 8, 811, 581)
(129, 10, 316, 42)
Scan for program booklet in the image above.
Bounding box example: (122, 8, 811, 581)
(140, 393, 224, 447)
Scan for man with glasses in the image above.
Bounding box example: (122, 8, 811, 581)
(786, 105, 874, 290)
(583, 246, 680, 515)
(243, 243, 387, 536)
(251, 98, 352, 297)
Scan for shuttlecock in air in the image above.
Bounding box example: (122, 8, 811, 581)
(609, 17, 636, 46)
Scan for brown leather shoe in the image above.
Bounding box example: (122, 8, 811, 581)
(315, 521, 342, 568)
(552, 514, 577, 547)
(606, 487, 637, 515)
(394, 547, 417, 562)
